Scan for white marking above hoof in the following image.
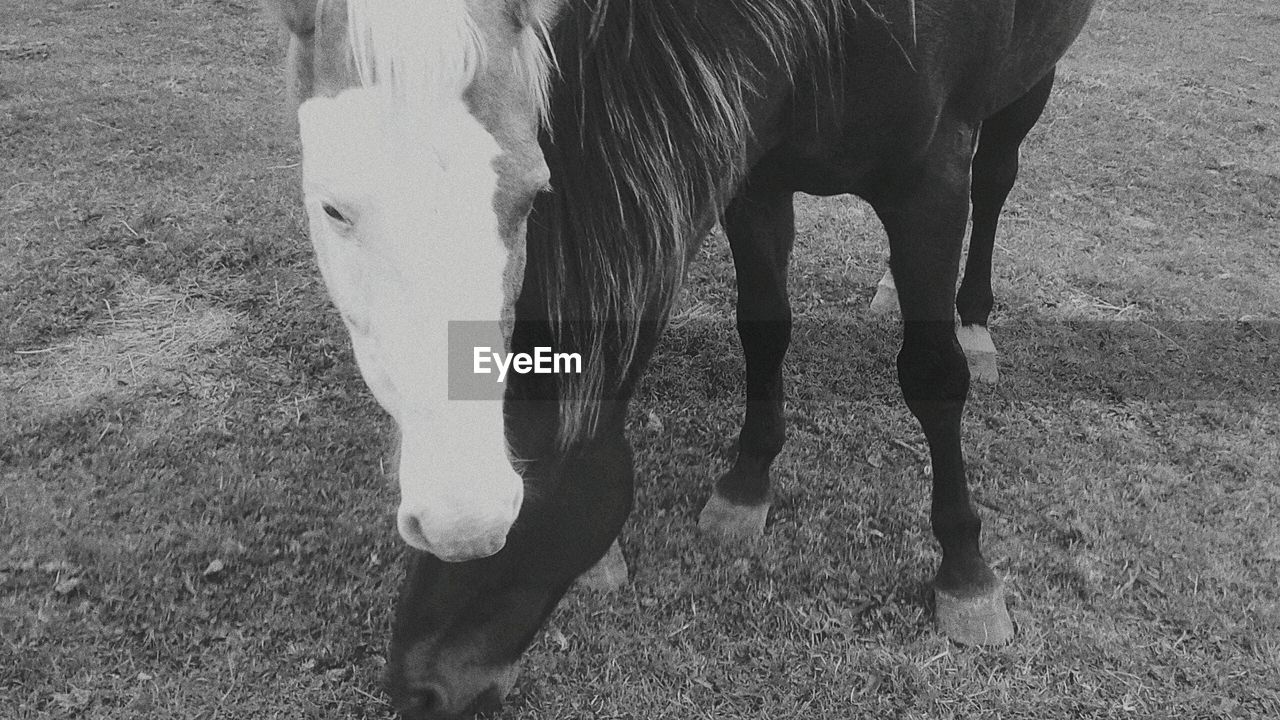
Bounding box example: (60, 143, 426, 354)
(577, 539, 628, 592)
(957, 324, 999, 384)
(868, 270, 900, 316)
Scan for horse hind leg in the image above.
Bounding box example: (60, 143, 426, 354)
(869, 268, 1001, 386)
(870, 121, 1013, 646)
(957, 68, 1058, 384)
(698, 184, 795, 540)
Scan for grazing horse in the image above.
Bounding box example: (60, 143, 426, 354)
(269, 0, 1094, 716)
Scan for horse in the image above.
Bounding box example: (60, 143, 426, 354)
(267, 0, 1095, 716)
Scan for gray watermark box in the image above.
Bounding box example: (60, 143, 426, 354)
(448, 321, 583, 400)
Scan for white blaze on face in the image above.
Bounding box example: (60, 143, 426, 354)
(298, 88, 523, 562)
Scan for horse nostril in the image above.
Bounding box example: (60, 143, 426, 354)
(405, 516, 424, 543)
(397, 511, 433, 553)
(470, 685, 506, 714)
(418, 683, 446, 715)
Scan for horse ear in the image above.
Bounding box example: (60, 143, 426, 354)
(265, 0, 317, 38)
(262, 0, 322, 111)
(268, 0, 355, 108)
(512, 0, 566, 30)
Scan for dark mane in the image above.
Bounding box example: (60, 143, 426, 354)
(525, 0, 856, 447)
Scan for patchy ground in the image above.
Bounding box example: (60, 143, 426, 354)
(2, 0, 1277, 718)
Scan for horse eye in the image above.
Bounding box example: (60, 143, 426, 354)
(322, 203, 350, 224)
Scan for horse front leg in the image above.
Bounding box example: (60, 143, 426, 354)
(873, 129, 1014, 646)
(699, 184, 795, 539)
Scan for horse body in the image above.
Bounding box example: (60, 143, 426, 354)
(821, 1, 1085, 379)
(271, 0, 1094, 716)
(762, 1, 1086, 196)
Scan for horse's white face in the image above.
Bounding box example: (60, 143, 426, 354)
(276, 0, 559, 561)
(298, 89, 523, 562)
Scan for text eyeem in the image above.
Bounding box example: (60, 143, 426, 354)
(472, 347, 583, 382)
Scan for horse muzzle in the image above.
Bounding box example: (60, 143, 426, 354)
(387, 661, 520, 720)
(395, 483, 522, 562)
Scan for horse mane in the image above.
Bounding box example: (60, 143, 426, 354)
(344, 0, 483, 107)
(341, 0, 860, 450)
(527, 0, 856, 448)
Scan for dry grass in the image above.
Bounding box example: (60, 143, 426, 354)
(4, 275, 237, 423)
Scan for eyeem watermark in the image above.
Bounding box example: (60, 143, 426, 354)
(448, 321, 586, 400)
(473, 346, 582, 382)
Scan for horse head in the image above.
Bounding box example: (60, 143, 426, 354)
(270, 1, 610, 717)
(271, 0, 563, 561)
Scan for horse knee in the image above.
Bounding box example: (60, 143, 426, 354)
(897, 323, 970, 407)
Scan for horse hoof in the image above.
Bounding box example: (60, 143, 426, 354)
(868, 279, 899, 316)
(578, 540, 628, 592)
(956, 324, 999, 384)
(934, 583, 1015, 646)
(967, 351, 999, 384)
(698, 492, 769, 540)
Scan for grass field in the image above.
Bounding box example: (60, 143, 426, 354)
(2, 0, 1278, 718)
